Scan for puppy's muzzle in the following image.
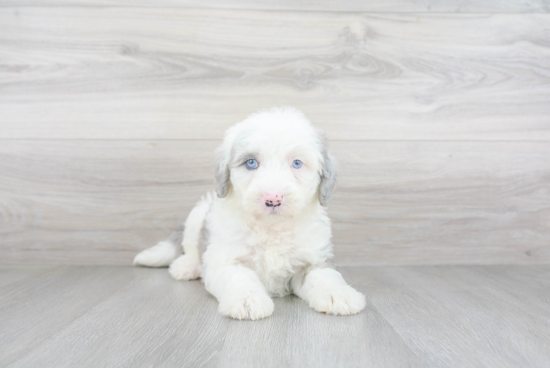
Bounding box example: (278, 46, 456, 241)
(264, 192, 283, 208)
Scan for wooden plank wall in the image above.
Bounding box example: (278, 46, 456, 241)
(1, 1, 549, 265)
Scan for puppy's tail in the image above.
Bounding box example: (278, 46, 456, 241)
(133, 193, 214, 267)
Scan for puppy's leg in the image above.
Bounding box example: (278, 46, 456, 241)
(169, 254, 201, 281)
(292, 267, 366, 315)
(205, 265, 274, 320)
(168, 194, 213, 280)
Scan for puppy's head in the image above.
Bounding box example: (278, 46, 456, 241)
(215, 107, 337, 219)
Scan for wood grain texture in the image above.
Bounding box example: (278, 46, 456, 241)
(1, 9, 550, 140)
(1, 5, 549, 266)
(0, 266, 135, 366)
(6, 267, 230, 368)
(0, 0, 549, 12)
(2, 265, 550, 367)
(1, 140, 549, 265)
(345, 265, 550, 367)
(217, 294, 424, 368)
(0, 264, 57, 288)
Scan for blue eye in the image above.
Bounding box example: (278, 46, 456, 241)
(246, 159, 258, 170)
(292, 160, 303, 169)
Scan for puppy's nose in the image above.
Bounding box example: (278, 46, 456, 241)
(264, 192, 283, 207)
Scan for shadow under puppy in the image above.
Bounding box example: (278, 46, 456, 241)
(134, 106, 366, 320)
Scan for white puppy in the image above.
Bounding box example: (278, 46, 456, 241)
(134, 107, 366, 320)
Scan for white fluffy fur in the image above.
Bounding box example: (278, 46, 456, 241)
(134, 107, 366, 320)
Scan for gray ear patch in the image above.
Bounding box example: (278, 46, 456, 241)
(319, 152, 338, 206)
(214, 146, 230, 198)
(318, 136, 338, 206)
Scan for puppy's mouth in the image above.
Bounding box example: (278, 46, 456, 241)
(264, 202, 285, 216)
(266, 204, 282, 214)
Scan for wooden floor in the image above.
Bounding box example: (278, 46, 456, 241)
(1, 265, 548, 367)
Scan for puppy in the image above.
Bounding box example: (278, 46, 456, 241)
(134, 107, 366, 320)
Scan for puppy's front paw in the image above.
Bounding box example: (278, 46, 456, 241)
(309, 285, 366, 316)
(219, 292, 274, 320)
(168, 255, 201, 281)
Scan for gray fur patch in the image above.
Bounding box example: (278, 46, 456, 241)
(214, 145, 231, 198)
(318, 137, 338, 206)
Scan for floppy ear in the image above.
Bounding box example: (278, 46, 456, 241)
(214, 145, 230, 198)
(319, 146, 338, 207)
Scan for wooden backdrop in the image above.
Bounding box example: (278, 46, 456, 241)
(1, 1, 549, 266)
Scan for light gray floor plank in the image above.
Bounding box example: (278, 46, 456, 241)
(2, 266, 549, 367)
(1, 9, 549, 141)
(0, 266, 136, 366)
(0, 265, 58, 289)
(345, 266, 550, 367)
(218, 294, 424, 368)
(9, 267, 230, 368)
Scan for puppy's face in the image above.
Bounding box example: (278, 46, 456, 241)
(215, 107, 337, 220)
